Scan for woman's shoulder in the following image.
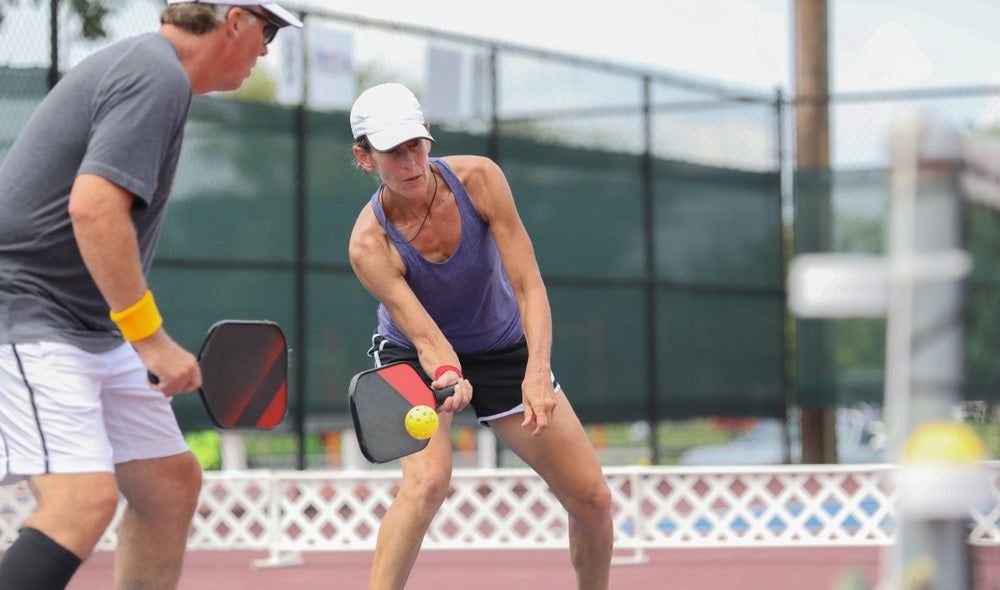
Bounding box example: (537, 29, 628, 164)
(440, 154, 500, 171)
(349, 202, 381, 245)
(439, 155, 502, 188)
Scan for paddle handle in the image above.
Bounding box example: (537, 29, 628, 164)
(433, 384, 455, 407)
(147, 370, 159, 385)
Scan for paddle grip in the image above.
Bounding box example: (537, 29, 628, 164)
(433, 384, 455, 407)
(147, 370, 160, 385)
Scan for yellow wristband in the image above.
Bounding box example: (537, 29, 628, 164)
(109, 290, 163, 342)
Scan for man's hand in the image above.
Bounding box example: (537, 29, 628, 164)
(132, 330, 201, 396)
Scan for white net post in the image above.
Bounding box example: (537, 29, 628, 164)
(880, 118, 975, 590)
(219, 432, 247, 471)
(786, 117, 983, 589)
(341, 428, 366, 470)
(476, 428, 498, 468)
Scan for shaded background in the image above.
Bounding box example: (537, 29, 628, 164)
(0, 1, 997, 466)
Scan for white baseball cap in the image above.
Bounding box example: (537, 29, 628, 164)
(166, 0, 303, 29)
(350, 83, 435, 152)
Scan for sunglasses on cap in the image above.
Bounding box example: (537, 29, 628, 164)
(242, 7, 280, 45)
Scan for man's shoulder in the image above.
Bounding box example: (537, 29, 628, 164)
(78, 34, 189, 105)
(80, 33, 182, 78)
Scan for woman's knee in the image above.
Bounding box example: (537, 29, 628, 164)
(399, 467, 452, 509)
(565, 478, 613, 524)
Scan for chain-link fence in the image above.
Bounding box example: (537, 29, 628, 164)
(1, 1, 997, 465)
(793, 86, 1000, 411)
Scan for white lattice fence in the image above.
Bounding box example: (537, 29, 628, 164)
(626, 467, 896, 548)
(2, 464, 998, 561)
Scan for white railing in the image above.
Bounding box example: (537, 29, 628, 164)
(2, 464, 998, 566)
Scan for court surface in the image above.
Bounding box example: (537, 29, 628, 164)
(63, 545, 1000, 589)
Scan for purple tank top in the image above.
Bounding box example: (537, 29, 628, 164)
(371, 158, 523, 353)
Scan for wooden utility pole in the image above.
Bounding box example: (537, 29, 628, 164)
(795, 0, 829, 168)
(794, 0, 837, 463)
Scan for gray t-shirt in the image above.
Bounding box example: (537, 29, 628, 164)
(0, 33, 191, 353)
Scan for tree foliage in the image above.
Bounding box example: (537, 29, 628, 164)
(0, 0, 115, 40)
(221, 64, 278, 103)
(67, 0, 112, 38)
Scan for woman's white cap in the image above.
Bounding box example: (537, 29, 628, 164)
(350, 83, 434, 152)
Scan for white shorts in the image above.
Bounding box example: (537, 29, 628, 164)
(0, 341, 190, 485)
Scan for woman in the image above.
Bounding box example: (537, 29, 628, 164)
(347, 82, 613, 590)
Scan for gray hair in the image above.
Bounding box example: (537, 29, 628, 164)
(160, 3, 255, 35)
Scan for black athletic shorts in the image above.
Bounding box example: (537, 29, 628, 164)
(368, 334, 561, 425)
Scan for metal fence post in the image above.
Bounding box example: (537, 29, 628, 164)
(640, 75, 660, 464)
(293, 11, 309, 470)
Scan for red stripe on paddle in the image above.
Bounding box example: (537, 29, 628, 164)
(379, 364, 433, 407)
(255, 382, 287, 428)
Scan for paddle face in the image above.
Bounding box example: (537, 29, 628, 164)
(349, 362, 449, 463)
(197, 320, 288, 429)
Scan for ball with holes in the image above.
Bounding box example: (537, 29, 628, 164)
(404, 405, 439, 440)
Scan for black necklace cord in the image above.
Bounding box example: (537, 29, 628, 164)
(381, 169, 438, 245)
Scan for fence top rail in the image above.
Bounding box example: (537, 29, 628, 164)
(790, 83, 1000, 105)
(288, 3, 770, 102)
(198, 461, 990, 482)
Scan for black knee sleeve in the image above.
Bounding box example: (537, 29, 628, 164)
(0, 527, 82, 589)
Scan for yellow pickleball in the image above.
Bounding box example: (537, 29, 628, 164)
(405, 405, 439, 440)
(903, 420, 986, 465)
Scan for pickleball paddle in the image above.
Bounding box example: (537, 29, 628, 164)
(348, 362, 453, 463)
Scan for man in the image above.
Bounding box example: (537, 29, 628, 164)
(0, 2, 301, 588)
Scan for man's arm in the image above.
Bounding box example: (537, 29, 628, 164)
(68, 173, 199, 396)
